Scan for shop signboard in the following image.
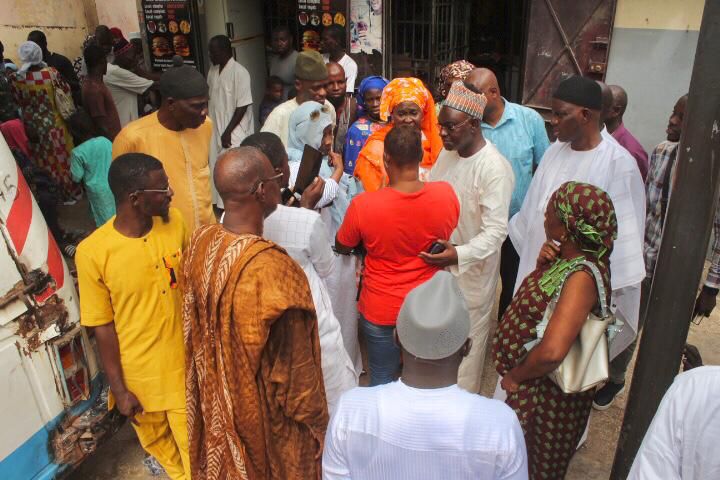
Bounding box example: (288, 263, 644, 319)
(141, 0, 200, 71)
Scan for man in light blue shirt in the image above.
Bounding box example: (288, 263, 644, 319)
(465, 68, 549, 319)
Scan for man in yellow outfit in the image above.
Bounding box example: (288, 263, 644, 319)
(76, 153, 189, 479)
(113, 64, 215, 231)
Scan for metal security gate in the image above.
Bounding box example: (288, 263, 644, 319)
(389, 0, 470, 93)
(521, 0, 617, 113)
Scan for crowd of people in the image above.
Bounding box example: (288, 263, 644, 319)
(1, 23, 718, 480)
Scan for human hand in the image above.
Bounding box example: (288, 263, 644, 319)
(500, 372, 520, 393)
(300, 177, 325, 209)
(693, 286, 718, 318)
(536, 240, 561, 269)
(682, 343, 703, 371)
(418, 239, 458, 267)
(329, 151, 344, 177)
(115, 390, 143, 424)
(221, 130, 232, 149)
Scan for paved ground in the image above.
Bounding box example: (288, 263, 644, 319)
(61, 201, 720, 479)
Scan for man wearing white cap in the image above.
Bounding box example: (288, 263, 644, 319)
(423, 80, 514, 394)
(323, 271, 528, 480)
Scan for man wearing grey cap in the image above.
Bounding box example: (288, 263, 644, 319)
(261, 49, 336, 147)
(323, 271, 528, 480)
(113, 65, 215, 230)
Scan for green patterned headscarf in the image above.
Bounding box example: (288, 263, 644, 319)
(550, 181, 618, 260)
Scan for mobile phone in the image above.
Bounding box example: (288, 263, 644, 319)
(428, 241, 446, 254)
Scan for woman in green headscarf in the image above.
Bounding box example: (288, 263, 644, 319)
(492, 181, 618, 480)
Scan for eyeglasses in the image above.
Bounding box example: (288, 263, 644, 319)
(249, 172, 283, 194)
(437, 117, 472, 132)
(133, 186, 172, 195)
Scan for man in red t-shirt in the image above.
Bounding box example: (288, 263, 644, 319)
(336, 125, 460, 386)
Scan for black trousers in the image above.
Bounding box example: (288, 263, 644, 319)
(498, 237, 520, 320)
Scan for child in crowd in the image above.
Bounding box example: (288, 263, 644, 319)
(259, 75, 284, 126)
(68, 110, 116, 227)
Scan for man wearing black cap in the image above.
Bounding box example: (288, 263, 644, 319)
(113, 65, 214, 230)
(508, 75, 645, 390)
(261, 50, 336, 147)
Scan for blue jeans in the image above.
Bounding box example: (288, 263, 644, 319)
(360, 314, 400, 386)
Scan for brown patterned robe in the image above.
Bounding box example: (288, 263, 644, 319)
(181, 225, 328, 480)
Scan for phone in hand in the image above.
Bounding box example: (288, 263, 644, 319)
(427, 241, 446, 255)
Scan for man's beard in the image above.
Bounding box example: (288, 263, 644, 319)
(161, 211, 170, 223)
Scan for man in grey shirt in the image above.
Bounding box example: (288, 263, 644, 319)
(269, 26, 299, 100)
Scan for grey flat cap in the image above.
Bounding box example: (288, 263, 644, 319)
(396, 271, 470, 360)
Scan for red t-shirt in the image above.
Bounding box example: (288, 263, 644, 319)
(337, 182, 460, 326)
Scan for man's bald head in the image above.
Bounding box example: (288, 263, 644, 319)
(596, 81, 613, 123)
(214, 146, 273, 202)
(609, 85, 628, 116)
(326, 61, 346, 100)
(464, 68, 502, 119)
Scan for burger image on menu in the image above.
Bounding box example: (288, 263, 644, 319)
(173, 35, 190, 57)
(152, 36, 172, 57)
(302, 30, 320, 51)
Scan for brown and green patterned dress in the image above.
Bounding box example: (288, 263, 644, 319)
(492, 259, 611, 479)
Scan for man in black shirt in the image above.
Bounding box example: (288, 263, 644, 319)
(27, 30, 81, 106)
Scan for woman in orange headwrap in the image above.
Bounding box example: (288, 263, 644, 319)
(354, 77, 442, 192)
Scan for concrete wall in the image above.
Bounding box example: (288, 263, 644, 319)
(1, 0, 140, 64)
(2, 0, 98, 62)
(95, 0, 141, 37)
(605, 0, 705, 152)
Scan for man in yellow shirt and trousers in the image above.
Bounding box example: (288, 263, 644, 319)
(113, 64, 215, 231)
(76, 153, 190, 479)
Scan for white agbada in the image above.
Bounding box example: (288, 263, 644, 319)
(323, 381, 529, 480)
(263, 205, 358, 414)
(429, 142, 514, 393)
(208, 57, 254, 207)
(508, 138, 646, 359)
(628, 366, 720, 480)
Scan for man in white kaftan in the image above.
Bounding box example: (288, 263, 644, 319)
(207, 36, 254, 208)
(263, 205, 358, 414)
(509, 76, 645, 361)
(628, 366, 720, 480)
(425, 80, 514, 393)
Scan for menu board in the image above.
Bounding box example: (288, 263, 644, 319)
(141, 0, 199, 71)
(297, 0, 347, 51)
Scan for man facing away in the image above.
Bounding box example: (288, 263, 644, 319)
(464, 68, 549, 320)
(182, 147, 328, 479)
(76, 153, 189, 479)
(323, 271, 528, 480)
(241, 131, 357, 414)
(605, 84, 649, 180)
(336, 125, 460, 386)
(509, 75, 645, 367)
(113, 65, 214, 231)
(321, 24, 358, 92)
(261, 50, 336, 146)
(81, 44, 121, 140)
(424, 80, 514, 393)
(268, 25, 299, 100)
(593, 93, 687, 410)
(27, 29, 81, 105)
(207, 34, 254, 209)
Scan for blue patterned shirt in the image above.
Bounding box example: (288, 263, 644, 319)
(481, 99, 549, 218)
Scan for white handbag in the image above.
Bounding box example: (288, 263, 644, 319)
(525, 260, 622, 394)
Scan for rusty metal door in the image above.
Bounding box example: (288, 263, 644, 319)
(521, 0, 617, 114)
